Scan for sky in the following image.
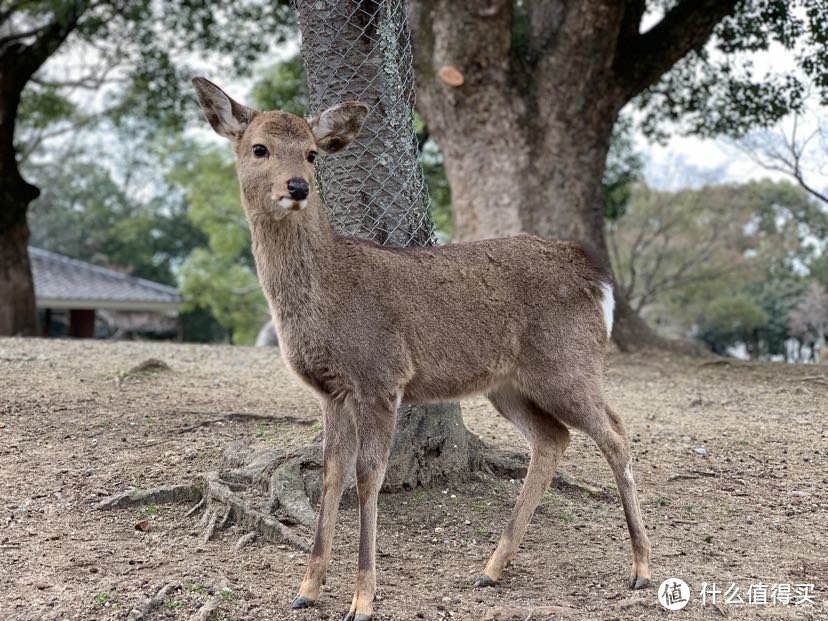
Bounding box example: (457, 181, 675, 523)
(639, 41, 827, 195)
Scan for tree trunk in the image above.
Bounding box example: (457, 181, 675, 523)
(295, 0, 473, 488)
(0, 219, 38, 336)
(1, 59, 41, 337)
(408, 0, 667, 351)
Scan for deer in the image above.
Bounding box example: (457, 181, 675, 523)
(192, 76, 651, 621)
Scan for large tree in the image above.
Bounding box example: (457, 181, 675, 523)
(407, 0, 828, 349)
(0, 0, 292, 336)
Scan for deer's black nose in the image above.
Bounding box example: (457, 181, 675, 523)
(287, 178, 309, 200)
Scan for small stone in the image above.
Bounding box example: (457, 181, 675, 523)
(693, 447, 707, 456)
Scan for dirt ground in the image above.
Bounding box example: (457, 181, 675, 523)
(1, 338, 826, 621)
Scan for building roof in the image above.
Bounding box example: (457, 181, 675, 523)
(30, 247, 182, 312)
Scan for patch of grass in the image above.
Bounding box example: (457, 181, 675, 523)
(164, 599, 183, 609)
(144, 505, 160, 516)
(185, 581, 207, 594)
(656, 496, 672, 507)
(310, 421, 323, 433)
(473, 527, 489, 537)
(255, 423, 268, 439)
(471, 501, 490, 512)
(220, 587, 236, 602)
(558, 512, 575, 522)
(543, 491, 560, 505)
(411, 489, 426, 501)
(94, 593, 113, 606)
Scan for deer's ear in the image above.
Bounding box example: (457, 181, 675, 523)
(191, 77, 255, 140)
(308, 101, 369, 153)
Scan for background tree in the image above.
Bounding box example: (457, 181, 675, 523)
(407, 0, 828, 350)
(696, 295, 770, 358)
(168, 142, 269, 344)
(788, 282, 828, 359)
(0, 0, 293, 335)
(609, 178, 826, 358)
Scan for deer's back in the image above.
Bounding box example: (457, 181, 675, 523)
(314, 234, 610, 402)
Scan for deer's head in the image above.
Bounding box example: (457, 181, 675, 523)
(192, 77, 368, 218)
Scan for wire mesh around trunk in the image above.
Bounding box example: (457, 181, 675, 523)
(295, 0, 435, 248)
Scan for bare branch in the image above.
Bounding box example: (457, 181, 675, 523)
(732, 108, 828, 205)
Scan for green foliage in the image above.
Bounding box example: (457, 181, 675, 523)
(252, 56, 308, 116)
(603, 116, 644, 221)
(697, 295, 769, 354)
(809, 252, 828, 290)
(610, 178, 826, 357)
(18, 87, 76, 131)
(420, 135, 453, 241)
(748, 278, 806, 356)
(637, 0, 828, 138)
(27, 156, 204, 286)
(168, 142, 268, 344)
(179, 249, 266, 345)
(10, 1, 296, 156)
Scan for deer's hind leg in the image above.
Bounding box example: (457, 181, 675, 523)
(589, 403, 651, 589)
(475, 384, 571, 587)
(530, 380, 651, 590)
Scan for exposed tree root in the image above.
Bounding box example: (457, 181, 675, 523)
(191, 592, 223, 621)
(96, 440, 322, 550)
(127, 582, 178, 620)
(97, 419, 609, 549)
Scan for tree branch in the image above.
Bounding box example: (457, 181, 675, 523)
(614, 0, 740, 102)
(15, 1, 89, 84)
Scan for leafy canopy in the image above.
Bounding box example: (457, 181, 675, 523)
(637, 0, 828, 138)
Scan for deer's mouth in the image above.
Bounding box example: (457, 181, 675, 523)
(276, 196, 308, 211)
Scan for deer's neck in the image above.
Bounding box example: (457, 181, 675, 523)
(248, 194, 334, 331)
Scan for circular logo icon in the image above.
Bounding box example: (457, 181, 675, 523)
(658, 578, 691, 610)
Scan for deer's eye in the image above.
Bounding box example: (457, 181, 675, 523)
(252, 144, 268, 158)
(307, 150, 318, 164)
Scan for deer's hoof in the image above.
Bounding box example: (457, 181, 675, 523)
(291, 595, 315, 609)
(629, 576, 650, 590)
(343, 614, 371, 621)
(473, 574, 497, 588)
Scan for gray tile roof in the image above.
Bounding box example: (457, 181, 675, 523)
(30, 247, 181, 312)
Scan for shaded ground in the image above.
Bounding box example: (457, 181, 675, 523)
(1, 338, 826, 621)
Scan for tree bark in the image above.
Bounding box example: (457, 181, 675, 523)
(408, 0, 740, 351)
(0, 219, 37, 336)
(296, 0, 473, 488)
(0, 2, 88, 336)
(0, 43, 41, 336)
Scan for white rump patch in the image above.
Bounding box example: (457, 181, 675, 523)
(600, 282, 615, 338)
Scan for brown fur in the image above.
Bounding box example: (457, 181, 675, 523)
(192, 77, 651, 620)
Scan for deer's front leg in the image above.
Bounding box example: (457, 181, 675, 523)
(344, 396, 396, 621)
(292, 398, 357, 609)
